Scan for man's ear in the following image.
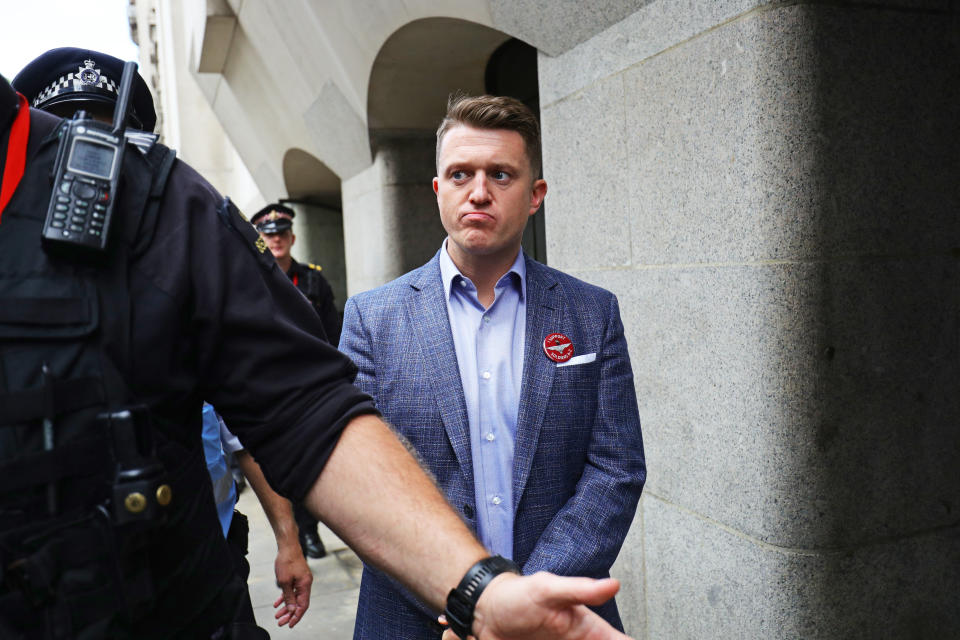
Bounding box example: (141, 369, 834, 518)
(433, 177, 440, 195)
(290, 232, 296, 247)
(529, 179, 547, 215)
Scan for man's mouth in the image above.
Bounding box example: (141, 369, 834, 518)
(460, 211, 494, 223)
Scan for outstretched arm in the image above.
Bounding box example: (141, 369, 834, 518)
(234, 450, 313, 628)
(304, 413, 632, 640)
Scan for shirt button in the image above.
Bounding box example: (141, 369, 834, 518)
(491, 496, 502, 505)
(482, 371, 491, 380)
(485, 432, 495, 442)
(459, 280, 467, 288)
(483, 316, 490, 323)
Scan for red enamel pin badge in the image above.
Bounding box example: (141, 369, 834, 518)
(542, 332, 574, 363)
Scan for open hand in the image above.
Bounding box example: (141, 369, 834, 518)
(441, 573, 630, 640)
(272, 543, 313, 627)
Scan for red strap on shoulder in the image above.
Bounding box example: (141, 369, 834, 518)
(0, 92, 31, 223)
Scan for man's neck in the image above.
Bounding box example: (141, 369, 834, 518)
(447, 244, 521, 308)
(277, 255, 293, 273)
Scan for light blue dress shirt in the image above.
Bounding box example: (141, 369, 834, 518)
(201, 403, 242, 537)
(439, 241, 526, 559)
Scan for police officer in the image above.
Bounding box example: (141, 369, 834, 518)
(251, 203, 341, 345)
(11, 48, 313, 631)
(0, 65, 629, 640)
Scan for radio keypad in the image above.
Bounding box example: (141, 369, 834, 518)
(54, 181, 111, 239)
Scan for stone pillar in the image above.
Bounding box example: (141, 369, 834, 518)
(341, 131, 446, 295)
(539, 2, 958, 637)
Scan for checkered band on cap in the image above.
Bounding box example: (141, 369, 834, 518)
(32, 60, 119, 108)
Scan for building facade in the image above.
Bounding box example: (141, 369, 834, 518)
(131, 1, 959, 636)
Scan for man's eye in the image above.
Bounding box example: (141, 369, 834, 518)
(451, 171, 466, 180)
(492, 171, 509, 181)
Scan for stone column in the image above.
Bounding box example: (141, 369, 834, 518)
(341, 131, 446, 295)
(539, 2, 958, 637)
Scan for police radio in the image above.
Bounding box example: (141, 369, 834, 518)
(42, 60, 138, 253)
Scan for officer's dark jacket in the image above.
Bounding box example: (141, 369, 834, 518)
(0, 75, 375, 637)
(288, 259, 341, 345)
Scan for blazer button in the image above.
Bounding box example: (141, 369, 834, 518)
(463, 503, 474, 519)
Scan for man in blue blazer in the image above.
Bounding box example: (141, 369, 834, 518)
(340, 95, 646, 639)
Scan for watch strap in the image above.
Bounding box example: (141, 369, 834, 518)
(444, 555, 520, 639)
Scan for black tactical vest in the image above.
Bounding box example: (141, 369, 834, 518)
(0, 110, 240, 639)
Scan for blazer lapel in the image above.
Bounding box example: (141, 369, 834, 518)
(403, 254, 474, 482)
(513, 257, 561, 509)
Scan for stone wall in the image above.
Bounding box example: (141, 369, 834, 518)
(539, 1, 959, 636)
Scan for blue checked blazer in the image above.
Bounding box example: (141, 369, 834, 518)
(339, 251, 645, 639)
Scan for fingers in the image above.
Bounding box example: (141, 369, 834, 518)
(531, 574, 621, 609)
(273, 576, 312, 627)
(296, 574, 312, 614)
(472, 574, 630, 640)
(274, 595, 297, 627)
(272, 553, 314, 628)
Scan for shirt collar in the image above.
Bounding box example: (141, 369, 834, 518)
(439, 238, 526, 302)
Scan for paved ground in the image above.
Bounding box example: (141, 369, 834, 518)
(237, 488, 362, 639)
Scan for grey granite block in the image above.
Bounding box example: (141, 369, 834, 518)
(541, 73, 632, 270)
(621, 4, 959, 266)
(371, 131, 437, 187)
(643, 495, 960, 639)
(538, 0, 777, 106)
(538, 0, 951, 106)
(572, 254, 959, 550)
(489, 0, 656, 57)
(381, 183, 447, 276)
(610, 501, 647, 635)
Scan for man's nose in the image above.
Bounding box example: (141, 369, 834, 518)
(468, 173, 491, 203)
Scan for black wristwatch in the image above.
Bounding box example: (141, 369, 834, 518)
(444, 555, 520, 639)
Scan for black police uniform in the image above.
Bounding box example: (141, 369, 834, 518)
(251, 206, 341, 345)
(0, 75, 375, 638)
(287, 258, 341, 347)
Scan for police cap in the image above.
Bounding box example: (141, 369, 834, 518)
(12, 47, 156, 132)
(252, 203, 295, 234)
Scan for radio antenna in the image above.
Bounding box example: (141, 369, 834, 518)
(112, 61, 138, 136)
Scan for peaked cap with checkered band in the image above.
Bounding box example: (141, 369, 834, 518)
(12, 47, 156, 132)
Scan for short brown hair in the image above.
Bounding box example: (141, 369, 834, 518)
(436, 94, 542, 178)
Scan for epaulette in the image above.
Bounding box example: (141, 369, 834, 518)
(125, 130, 159, 155)
(306, 262, 322, 271)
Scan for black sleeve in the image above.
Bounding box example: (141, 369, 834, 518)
(131, 162, 377, 502)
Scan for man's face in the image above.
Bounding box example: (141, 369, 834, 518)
(261, 228, 295, 260)
(433, 125, 546, 266)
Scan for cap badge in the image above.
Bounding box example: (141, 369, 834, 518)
(78, 60, 100, 85)
(542, 332, 573, 363)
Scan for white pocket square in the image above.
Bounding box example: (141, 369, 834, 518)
(557, 352, 596, 368)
